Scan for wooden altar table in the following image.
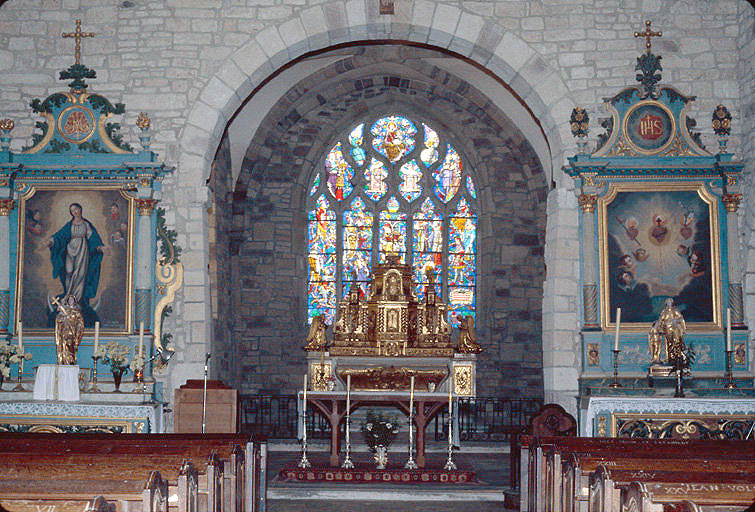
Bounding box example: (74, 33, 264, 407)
(301, 391, 452, 467)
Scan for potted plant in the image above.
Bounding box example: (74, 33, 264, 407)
(360, 410, 400, 469)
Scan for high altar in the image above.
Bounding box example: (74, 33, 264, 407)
(0, 21, 182, 433)
(564, 22, 754, 437)
(302, 255, 480, 467)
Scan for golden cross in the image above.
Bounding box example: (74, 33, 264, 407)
(62, 19, 95, 65)
(634, 20, 662, 55)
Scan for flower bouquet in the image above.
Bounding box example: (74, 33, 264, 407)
(0, 339, 32, 385)
(94, 341, 130, 390)
(360, 411, 400, 469)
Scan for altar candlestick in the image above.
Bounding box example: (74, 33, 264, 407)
(17, 322, 22, 351)
(94, 321, 100, 353)
(139, 322, 144, 358)
(726, 308, 732, 352)
(614, 308, 621, 351)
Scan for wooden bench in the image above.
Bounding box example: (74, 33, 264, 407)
(0, 434, 263, 512)
(521, 435, 755, 512)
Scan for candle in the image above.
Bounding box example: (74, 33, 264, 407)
(17, 322, 22, 351)
(409, 375, 414, 404)
(377, 341, 381, 355)
(94, 321, 100, 353)
(614, 308, 621, 351)
(448, 377, 453, 446)
(346, 374, 351, 414)
(139, 322, 144, 358)
(403, 341, 407, 355)
(303, 374, 307, 413)
(726, 307, 732, 352)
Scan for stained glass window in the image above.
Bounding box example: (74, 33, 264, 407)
(307, 115, 478, 326)
(308, 195, 337, 323)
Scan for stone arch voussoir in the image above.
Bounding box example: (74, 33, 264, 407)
(177, 4, 575, 188)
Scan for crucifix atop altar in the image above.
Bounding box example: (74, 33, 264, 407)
(304, 254, 480, 397)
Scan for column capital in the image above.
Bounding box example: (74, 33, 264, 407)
(722, 193, 742, 213)
(578, 193, 597, 213)
(0, 198, 16, 216)
(135, 198, 159, 216)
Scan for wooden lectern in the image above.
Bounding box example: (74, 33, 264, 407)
(174, 380, 238, 433)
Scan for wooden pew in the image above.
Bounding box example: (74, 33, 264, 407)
(522, 435, 755, 512)
(0, 470, 170, 512)
(0, 434, 259, 512)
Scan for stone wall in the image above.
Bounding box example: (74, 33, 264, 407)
(0, 0, 750, 414)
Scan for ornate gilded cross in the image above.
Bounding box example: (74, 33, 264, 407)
(634, 20, 662, 55)
(62, 19, 95, 65)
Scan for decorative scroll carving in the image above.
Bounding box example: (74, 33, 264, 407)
(153, 208, 182, 368)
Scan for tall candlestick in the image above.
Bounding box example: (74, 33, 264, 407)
(298, 372, 311, 468)
(17, 322, 22, 351)
(139, 322, 144, 358)
(341, 374, 354, 468)
(444, 376, 456, 470)
(614, 308, 621, 351)
(94, 321, 99, 353)
(726, 307, 732, 352)
(405, 375, 417, 469)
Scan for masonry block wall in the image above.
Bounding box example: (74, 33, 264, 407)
(0, 0, 750, 412)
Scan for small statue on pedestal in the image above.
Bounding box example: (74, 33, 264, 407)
(456, 314, 483, 354)
(303, 315, 328, 351)
(53, 295, 85, 365)
(647, 298, 691, 396)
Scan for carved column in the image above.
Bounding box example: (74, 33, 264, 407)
(135, 198, 158, 330)
(579, 191, 599, 329)
(0, 198, 15, 333)
(722, 190, 745, 326)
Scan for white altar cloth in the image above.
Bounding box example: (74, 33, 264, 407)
(582, 396, 755, 436)
(33, 364, 80, 402)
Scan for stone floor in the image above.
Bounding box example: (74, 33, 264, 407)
(265, 440, 518, 512)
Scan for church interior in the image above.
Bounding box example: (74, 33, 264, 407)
(0, 0, 753, 511)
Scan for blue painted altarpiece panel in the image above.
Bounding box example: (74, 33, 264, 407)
(564, 25, 753, 425)
(0, 28, 182, 432)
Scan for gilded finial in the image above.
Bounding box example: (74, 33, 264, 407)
(570, 107, 589, 138)
(711, 105, 731, 137)
(136, 112, 151, 132)
(0, 119, 15, 132)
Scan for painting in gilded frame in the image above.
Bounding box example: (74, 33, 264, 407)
(15, 187, 134, 332)
(598, 182, 721, 329)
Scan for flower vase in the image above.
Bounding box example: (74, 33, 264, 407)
(112, 368, 125, 392)
(373, 445, 388, 469)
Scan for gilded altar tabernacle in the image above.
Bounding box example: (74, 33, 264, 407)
(53, 296, 85, 365)
(304, 254, 481, 396)
(324, 254, 455, 357)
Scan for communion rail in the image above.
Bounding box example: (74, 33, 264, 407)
(238, 394, 542, 442)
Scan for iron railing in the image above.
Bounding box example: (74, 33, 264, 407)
(239, 394, 542, 442)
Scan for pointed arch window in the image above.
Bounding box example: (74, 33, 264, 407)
(307, 114, 478, 327)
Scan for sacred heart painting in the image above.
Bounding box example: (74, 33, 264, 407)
(16, 187, 134, 332)
(598, 183, 721, 329)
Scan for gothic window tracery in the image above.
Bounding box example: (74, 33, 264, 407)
(307, 114, 478, 327)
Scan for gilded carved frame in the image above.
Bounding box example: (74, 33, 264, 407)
(14, 185, 136, 334)
(598, 181, 721, 332)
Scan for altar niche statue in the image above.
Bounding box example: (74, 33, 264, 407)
(456, 314, 483, 354)
(53, 295, 85, 365)
(304, 315, 329, 351)
(649, 298, 687, 366)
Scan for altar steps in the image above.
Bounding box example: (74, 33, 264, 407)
(266, 445, 517, 512)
